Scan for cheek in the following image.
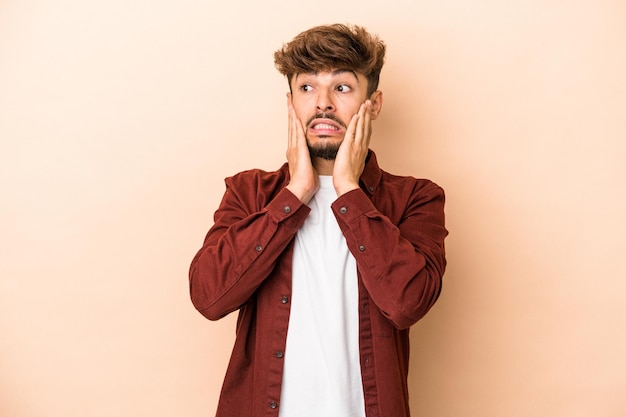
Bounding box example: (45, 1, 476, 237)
(292, 108, 310, 126)
(291, 102, 315, 125)
(335, 95, 364, 113)
(291, 97, 310, 115)
(336, 104, 362, 123)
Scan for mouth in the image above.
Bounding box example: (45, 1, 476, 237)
(308, 118, 344, 136)
(311, 122, 340, 131)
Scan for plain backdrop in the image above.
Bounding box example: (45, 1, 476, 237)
(1, 1, 625, 416)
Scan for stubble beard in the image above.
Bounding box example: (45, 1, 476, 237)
(307, 139, 340, 161)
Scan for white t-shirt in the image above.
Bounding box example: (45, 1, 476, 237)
(279, 176, 365, 417)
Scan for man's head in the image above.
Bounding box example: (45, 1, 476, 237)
(274, 24, 386, 98)
(275, 24, 386, 160)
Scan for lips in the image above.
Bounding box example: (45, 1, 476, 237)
(308, 118, 344, 134)
(311, 122, 339, 131)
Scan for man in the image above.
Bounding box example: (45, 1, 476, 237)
(189, 23, 447, 417)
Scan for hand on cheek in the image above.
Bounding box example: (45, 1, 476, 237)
(285, 96, 319, 204)
(332, 100, 372, 196)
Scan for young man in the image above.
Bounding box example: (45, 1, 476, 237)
(189, 24, 447, 417)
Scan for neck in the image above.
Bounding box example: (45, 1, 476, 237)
(312, 157, 334, 176)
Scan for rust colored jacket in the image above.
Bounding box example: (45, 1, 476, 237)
(189, 151, 448, 417)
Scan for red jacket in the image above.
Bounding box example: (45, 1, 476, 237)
(190, 151, 448, 417)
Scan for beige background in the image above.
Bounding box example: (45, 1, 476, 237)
(1, 1, 625, 416)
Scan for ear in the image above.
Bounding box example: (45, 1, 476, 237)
(286, 92, 292, 104)
(368, 90, 383, 120)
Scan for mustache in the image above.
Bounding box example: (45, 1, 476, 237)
(306, 112, 347, 129)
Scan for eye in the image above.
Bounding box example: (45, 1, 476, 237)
(299, 84, 314, 92)
(336, 84, 352, 93)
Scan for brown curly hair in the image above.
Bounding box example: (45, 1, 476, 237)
(274, 24, 386, 97)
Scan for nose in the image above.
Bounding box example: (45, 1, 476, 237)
(316, 90, 335, 112)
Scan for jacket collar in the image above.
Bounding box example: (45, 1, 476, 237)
(360, 150, 383, 195)
(281, 149, 383, 195)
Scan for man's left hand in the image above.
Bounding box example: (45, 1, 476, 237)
(332, 100, 372, 196)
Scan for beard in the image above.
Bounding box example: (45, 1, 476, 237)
(307, 140, 340, 160)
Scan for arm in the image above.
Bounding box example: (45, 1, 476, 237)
(189, 176, 310, 321)
(190, 98, 321, 321)
(331, 181, 447, 329)
(331, 98, 446, 328)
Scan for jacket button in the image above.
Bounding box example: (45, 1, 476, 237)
(275, 351, 284, 358)
(359, 244, 366, 252)
(281, 296, 289, 304)
(255, 245, 263, 252)
(269, 401, 278, 409)
(284, 206, 291, 213)
(339, 206, 347, 214)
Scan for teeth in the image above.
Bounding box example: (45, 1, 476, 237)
(313, 123, 338, 130)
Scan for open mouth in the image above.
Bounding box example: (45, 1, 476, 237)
(311, 122, 340, 131)
(308, 116, 345, 135)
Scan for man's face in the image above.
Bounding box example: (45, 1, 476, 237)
(288, 70, 381, 160)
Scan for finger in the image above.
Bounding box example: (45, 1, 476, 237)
(356, 101, 367, 142)
(287, 95, 296, 147)
(360, 100, 372, 147)
(289, 105, 299, 149)
(294, 115, 307, 148)
(288, 105, 293, 146)
(344, 107, 362, 144)
(352, 101, 369, 146)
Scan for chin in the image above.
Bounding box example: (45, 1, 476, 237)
(307, 141, 340, 160)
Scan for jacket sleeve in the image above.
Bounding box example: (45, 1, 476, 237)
(331, 180, 447, 329)
(189, 174, 310, 321)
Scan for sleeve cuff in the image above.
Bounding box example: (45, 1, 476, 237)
(331, 188, 377, 222)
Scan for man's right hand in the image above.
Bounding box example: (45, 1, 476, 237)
(285, 97, 319, 204)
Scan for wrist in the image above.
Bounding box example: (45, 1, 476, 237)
(286, 182, 317, 204)
(333, 181, 360, 197)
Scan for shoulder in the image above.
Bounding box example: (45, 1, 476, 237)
(225, 163, 290, 190)
(380, 169, 445, 201)
(215, 164, 290, 213)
